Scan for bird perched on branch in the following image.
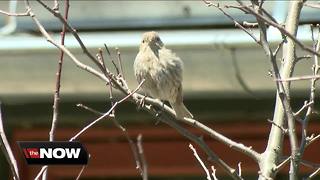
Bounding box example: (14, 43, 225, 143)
(134, 31, 193, 119)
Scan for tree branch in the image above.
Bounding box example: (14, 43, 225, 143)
(189, 144, 213, 180)
(0, 103, 20, 180)
(137, 134, 148, 180)
(235, 0, 320, 57)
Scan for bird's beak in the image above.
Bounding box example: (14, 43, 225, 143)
(155, 41, 163, 47)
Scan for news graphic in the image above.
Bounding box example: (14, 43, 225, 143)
(17, 141, 88, 165)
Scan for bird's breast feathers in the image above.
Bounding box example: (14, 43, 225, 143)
(134, 47, 183, 100)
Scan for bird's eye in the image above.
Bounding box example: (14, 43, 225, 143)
(142, 40, 145, 43)
(156, 37, 160, 41)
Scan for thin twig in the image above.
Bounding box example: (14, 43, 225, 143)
(273, 40, 285, 57)
(28, 7, 110, 84)
(53, 0, 59, 10)
(76, 103, 148, 178)
(306, 168, 320, 180)
(267, 119, 287, 134)
(230, 48, 256, 97)
(274, 156, 291, 172)
(300, 159, 320, 169)
(276, 75, 320, 82)
(0, 0, 18, 35)
(140, 96, 261, 163)
(281, 155, 320, 169)
(116, 47, 125, 79)
(98, 48, 107, 73)
(0, 103, 20, 180)
(304, 2, 320, 9)
(127, 135, 144, 177)
(299, 23, 320, 158)
(202, 0, 260, 44)
(104, 44, 120, 75)
(182, 117, 260, 163)
(243, 21, 258, 28)
(236, 0, 320, 57)
(237, 162, 242, 177)
(69, 80, 145, 141)
(296, 55, 312, 63)
(294, 101, 313, 117)
(306, 134, 320, 147)
(0, 9, 29, 16)
(211, 166, 218, 180)
(34, 166, 47, 180)
(35, 0, 106, 74)
(75, 154, 90, 180)
(76, 104, 114, 118)
(142, 104, 242, 179)
(137, 134, 148, 180)
(43, 1, 69, 178)
(49, 0, 69, 142)
(189, 144, 212, 180)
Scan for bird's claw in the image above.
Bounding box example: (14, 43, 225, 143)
(155, 110, 162, 125)
(137, 95, 146, 110)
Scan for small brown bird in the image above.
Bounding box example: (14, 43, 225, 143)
(134, 31, 193, 119)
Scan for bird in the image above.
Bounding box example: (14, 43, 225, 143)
(134, 31, 193, 119)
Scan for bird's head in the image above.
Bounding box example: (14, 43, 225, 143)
(140, 31, 164, 50)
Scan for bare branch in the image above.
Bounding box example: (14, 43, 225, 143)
(75, 154, 90, 180)
(236, 0, 320, 57)
(299, 23, 320, 157)
(301, 159, 320, 169)
(306, 134, 320, 147)
(35, 0, 106, 74)
(0, 9, 29, 16)
(98, 48, 107, 73)
(28, 8, 110, 84)
(273, 40, 285, 57)
(246, 1, 302, 179)
(75, 103, 149, 179)
(202, 0, 260, 44)
(53, 0, 59, 10)
(304, 2, 320, 9)
(189, 144, 212, 180)
(306, 168, 320, 180)
(237, 162, 242, 177)
(296, 55, 312, 63)
(243, 21, 258, 28)
(230, 48, 256, 97)
(267, 119, 287, 134)
(274, 156, 291, 172)
(42, 1, 70, 178)
(141, 96, 261, 163)
(49, 0, 69, 142)
(69, 79, 145, 141)
(276, 75, 320, 82)
(140, 103, 242, 179)
(128, 136, 143, 177)
(137, 134, 148, 180)
(104, 44, 120, 75)
(211, 166, 218, 180)
(34, 166, 47, 180)
(116, 47, 125, 79)
(0, 103, 20, 180)
(294, 101, 313, 117)
(77, 103, 112, 117)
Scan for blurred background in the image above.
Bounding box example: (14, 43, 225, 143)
(0, 1, 320, 179)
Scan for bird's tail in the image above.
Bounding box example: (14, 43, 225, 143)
(170, 102, 193, 119)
